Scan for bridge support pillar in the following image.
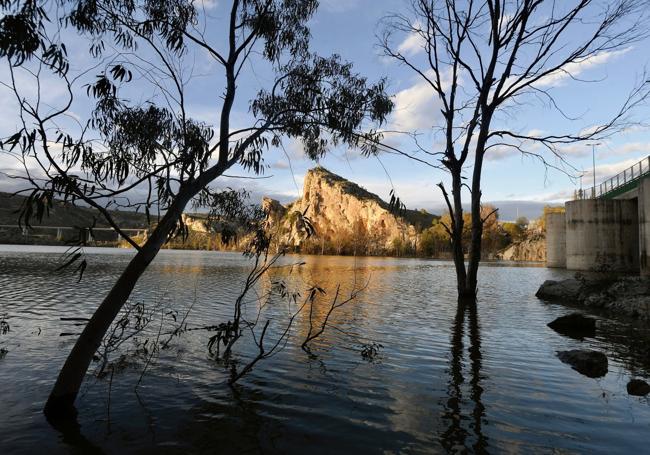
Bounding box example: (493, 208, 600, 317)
(638, 178, 650, 276)
(565, 199, 639, 272)
(545, 212, 566, 268)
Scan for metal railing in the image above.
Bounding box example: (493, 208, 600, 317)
(574, 155, 650, 200)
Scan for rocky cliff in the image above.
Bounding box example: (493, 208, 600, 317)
(264, 167, 436, 255)
(497, 233, 546, 262)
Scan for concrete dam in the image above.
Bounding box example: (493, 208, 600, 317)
(546, 156, 650, 276)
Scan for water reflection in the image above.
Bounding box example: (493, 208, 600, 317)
(3, 248, 650, 453)
(46, 414, 105, 455)
(442, 301, 487, 453)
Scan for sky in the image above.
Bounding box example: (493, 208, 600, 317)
(1, 0, 650, 221)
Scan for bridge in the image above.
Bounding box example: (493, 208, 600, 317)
(546, 155, 650, 276)
(574, 156, 650, 200)
(0, 225, 147, 242)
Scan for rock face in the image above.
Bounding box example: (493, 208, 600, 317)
(536, 276, 650, 320)
(548, 313, 596, 339)
(181, 213, 209, 233)
(557, 349, 608, 378)
(498, 234, 546, 262)
(627, 379, 650, 396)
(264, 167, 434, 254)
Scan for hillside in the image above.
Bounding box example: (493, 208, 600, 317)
(0, 192, 150, 245)
(0, 192, 149, 228)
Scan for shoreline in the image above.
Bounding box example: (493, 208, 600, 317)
(0, 242, 544, 267)
(536, 275, 650, 321)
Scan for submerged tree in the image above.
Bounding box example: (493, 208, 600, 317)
(0, 0, 392, 418)
(381, 0, 650, 300)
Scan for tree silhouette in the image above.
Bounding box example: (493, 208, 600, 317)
(380, 0, 650, 301)
(0, 0, 392, 418)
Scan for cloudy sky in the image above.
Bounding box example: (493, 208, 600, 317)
(1, 0, 649, 220)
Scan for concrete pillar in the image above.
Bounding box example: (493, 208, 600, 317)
(639, 178, 650, 275)
(566, 199, 639, 272)
(546, 212, 566, 268)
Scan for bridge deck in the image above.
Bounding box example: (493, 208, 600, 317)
(576, 155, 650, 200)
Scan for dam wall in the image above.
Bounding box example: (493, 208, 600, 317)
(545, 212, 566, 268)
(638, 178, 650, 275)
(563, 199, 639, 272)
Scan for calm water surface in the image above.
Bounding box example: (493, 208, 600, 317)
(0, 245, 649, 454)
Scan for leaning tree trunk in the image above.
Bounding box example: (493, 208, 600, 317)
(43, 193, 192, 419)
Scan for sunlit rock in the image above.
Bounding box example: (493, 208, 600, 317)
(535, 279, 582, 301)
(264, 167, 432, 254)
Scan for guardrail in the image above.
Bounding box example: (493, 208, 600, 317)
(575, 155, 650, 200)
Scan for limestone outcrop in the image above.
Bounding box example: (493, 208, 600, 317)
(497, 234, 546, 262)
(263, 167, 433, 254)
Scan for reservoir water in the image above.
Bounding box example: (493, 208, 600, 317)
(0, 245, 649, 454)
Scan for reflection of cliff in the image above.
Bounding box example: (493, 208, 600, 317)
(264, 167, 437, 255)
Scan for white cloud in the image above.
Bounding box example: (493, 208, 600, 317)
(271, 159, 290, 170)
(397, 28, 425, 56)
(361, 177, 442, 209)
(501, 47, 632, 94)
(556, 143, 591, 157)
(534, 47, 632, 88)
(600, 142, 650, 158)
(518, 189, 575, 203)
(485, 144, 519, 161)
(581, 157, 645, 181)
(390, 72, 445, 131)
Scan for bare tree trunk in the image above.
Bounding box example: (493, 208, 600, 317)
(44, 193, 192, 419)
(465, 130, 489, 301)
(450, 168, 468, 298)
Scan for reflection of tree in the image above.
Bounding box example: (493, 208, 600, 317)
(442, 302, 487, 453)
(46, 414, 106, 454)
(467, 303, 487, 453)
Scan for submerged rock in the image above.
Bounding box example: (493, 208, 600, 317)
(627, 379, 650, 396)
(536, 279, 583, 301)
(548, 313, 596, 339)
(557, 349, 608, 378)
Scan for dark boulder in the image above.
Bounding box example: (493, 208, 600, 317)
(536, 279, 583, 302)
(557, 349, 608, 378)
(627, 379, 650, 396)
(548, 313, 596, 339)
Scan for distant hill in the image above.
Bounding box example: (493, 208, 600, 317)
(0, 192, 149, 229)
(428, 200, 561, 223)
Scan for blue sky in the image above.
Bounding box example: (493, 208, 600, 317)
(1, 0, 649, 220)
(243, 0, 650, 214)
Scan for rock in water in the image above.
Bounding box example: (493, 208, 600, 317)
(536, 279, 583, 301)
(627, 379, 650, 396)
(548, 313, 596, 339)
(557, 350, 608, 378)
